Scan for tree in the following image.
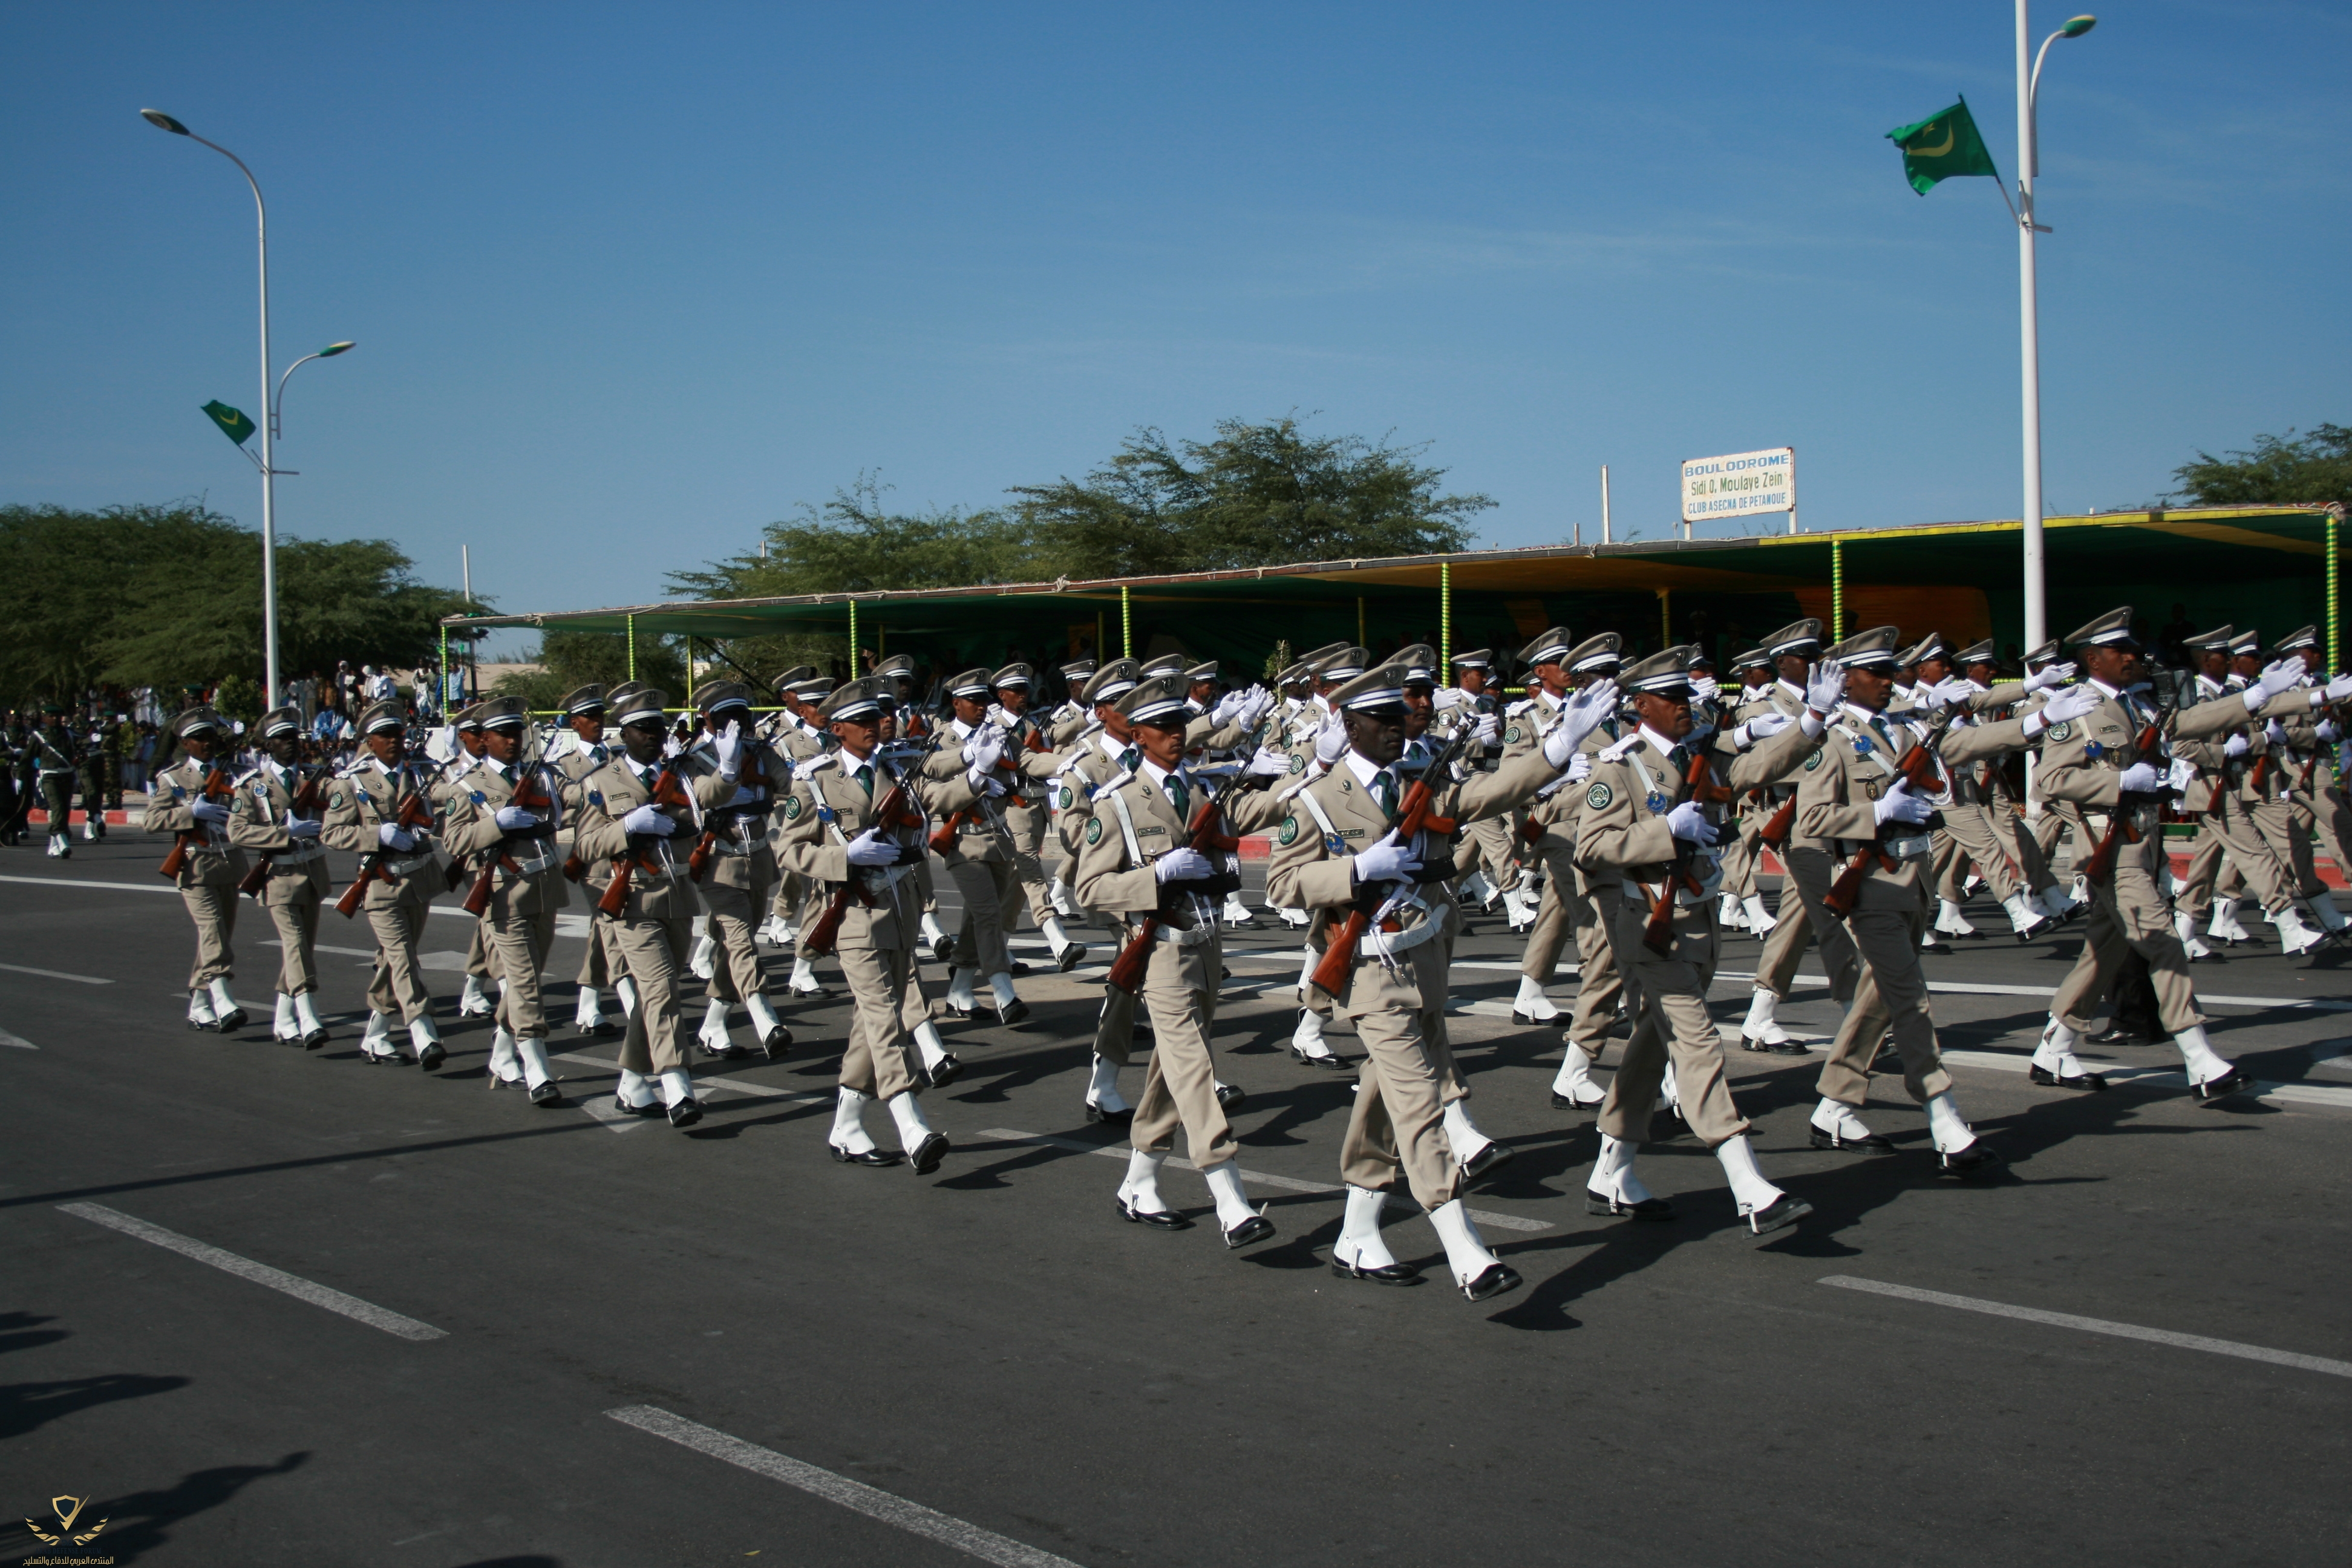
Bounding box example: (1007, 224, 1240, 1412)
(490, 627, 687, 712)
(2169, 424, 2352, 510)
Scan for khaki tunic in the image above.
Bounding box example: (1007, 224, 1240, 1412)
(145, 755, 250, 988)
(226, 760, 333, 997)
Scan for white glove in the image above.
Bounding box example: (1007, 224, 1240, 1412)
(1565, 751, 1592, 783)
(1351, 829, 1422, 884)
(2265, 719, 2288, 746)
(1735, 712, 1792, 748)
(1543, 678, 1619, 768)
(1431, 686, 1469, 712)
(2034, 682, 2103, 727)
(1664, 800, 1717, 845)
(494, 805, 541, 831)
(1247, 744, 1290, 778)
(1806, 658, 1846, 713)
(1152, 846, 1212, 883)
(2223, 733, 2250, 758)
(1210, 690, 1245, 725)
(286, 817, 324, 840)
(2118, 761, 2166, 794)
(986, 702, 1015, 730)
(844, 828, 899, 866)
(1473, 714, 1499, 746)
(376, 823, 416, 850)
(2024, 661, 2077, 693)
(713, 720, 743, 778)
(1872, 777, 1933, 826)
(2247, 658, 2303, 710)
(190, 800, 232, 826)
(2328, 673, 2352, 702)
(961, 725, 1005, 774)
(2167, 758, 2198, 792)
(1314, 710, 1349, 765)
(621, 803, 676, 837)
(2320, 720, 2341, 743)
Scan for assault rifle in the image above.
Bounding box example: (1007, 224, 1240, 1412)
(800, 774, 924, 958)
(460, 769, 557, 916)
(1105, 786, 1242, 996)
(236, 763, 330, 899)
(335, 768, 438, 918)
(1821, 721, 1945, 920)
(157, 765, 234, 880)
(2079, 671, 2183, 888)
(1642, 745, 1732, 956)
(596, 766, 697, 916)
(1308, 727, 1470, 998)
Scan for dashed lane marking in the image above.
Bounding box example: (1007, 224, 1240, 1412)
(0, 1028, 36, 1050)
(58, 1201, 447, 1341)
(605, 1404, 1088, 1568)
(0, 961, 111, 985)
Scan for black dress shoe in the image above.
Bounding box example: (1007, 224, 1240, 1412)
(417, 1041, 446, 1072)
(188, 1018, 218, 1033)
(1742, 1195, 1812, 1236)
(928, 935, 955, 965)
(1458, 1262, 1523, 1302)
(828, 1141, 903, 1165)
(1585, 1188, 1676, 1219)
(924, 1053, 965, 1089)
(1936, 1141, 2002, 1178)
(1809, 1125, 1896, 1155)
(943, 1002, 978, 1021)
(488, 1073, 518, 1091)
(788, 984, 836, 1001)
(1331, 1252, 1422, 1284)
(215, 1008, 248, 1032)
(578, 1019, 619, 1037)
(667, 1096, 702, 1128)
(1214, 1083, 1247, 1111)
(1742, 1036, 1811, 1056)
(1551, 1089, 1606, 1112)
(1221, 1214, 1275, 1249)
(2194, 1064, 2254, 1103)
(908, 1131, 949, 1175)
(1085, 1101, 1134, 1127)
(993, 999, 1031, 1027)
(613, 1094, 665, 1117)
(301, 1029, 330, 1051)
(1461, 1142, 1516, 1181)
(529, 1080, 562, 1106)
(457, 1003, 495, 1020)
(697, 1040, 751, 1061)
(1117, 1198, 1192, 1230)
(1510, 1008, 1563, 1027)
(1056, 942, 1087, 973)
(1010, 959, 1032, 977)
(760, 1025, 792, 1060)
(2028, 1063, 2108, 1091)
(364, 1048, 405, 1067)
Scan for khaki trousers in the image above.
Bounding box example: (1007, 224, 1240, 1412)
(1094, 983, 1141, 1067)
(1128, 948, 1236, 1168)
(2051, 855, 2206, 1036)
(178, 882, 240, 988)
(364, 904, 434, 1023)
(947, 857, 1019, 977)
(1002, 799, 1056, 925)
(609, 913, 694, 1076)
(1518, 838, 1579, 981)
(1750, 846, 1861, 1005)
(266, 897, 321, 996)
(1935, 802, 2025, 904)
(573, 907, 619, 988)
(837, 940, 920, 1103)
(2293, 780, 2352, 898)
(1342, 1004, 1460, 1210)
(2250, 797, 2315, 903)
(2190, 797, 2294, 915)
(1988, 797, 2057, 892)
(1462, 813, 1521, 895)
(698, 875, 772, 1005)
(484, 909, 557, 1038)
(1595, 897, 1748, 1148)
(1814, 903, 1955, 1108)
(464, 920, 494, 981)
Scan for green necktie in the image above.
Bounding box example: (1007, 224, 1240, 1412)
(1869, 717, 1896, 754)
(855, 764, 874, 797)
(1166, 774, 1189, 818)
(1119, 746, 1142, 775)
(1667, 743, 1689, 774)
(1373, 771, 1398, 822)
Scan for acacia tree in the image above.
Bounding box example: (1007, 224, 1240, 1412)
(2169, 424, 2352, 509)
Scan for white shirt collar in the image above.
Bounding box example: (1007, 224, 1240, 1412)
(1342, 748, 1387, 788)
(1099, 733, 1128, 763)
(2089, 676, 2124, 699)
(1638, 724, 1679, 757)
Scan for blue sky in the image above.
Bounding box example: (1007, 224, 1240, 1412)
(5, 2, 2345, 653)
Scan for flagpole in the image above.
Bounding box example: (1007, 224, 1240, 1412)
(2016, 0, 2046, 656)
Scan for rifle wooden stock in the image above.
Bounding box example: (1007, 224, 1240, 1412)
(1758, 792, 1797, 851)
(1106, 795, 1241, 996)
(1307, 742, 1466, 998)
(237, 766, 328, 898)
(1821, 734, 1941, 918)
(156, 767, 232, 880)
(1641, 748, 1728, 956)
(2080, 707, 2172, 887)
(332, 776, 436, 917)
(801, 780, 914, 958)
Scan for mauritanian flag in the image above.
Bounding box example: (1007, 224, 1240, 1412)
(201, 399, 255, 445)
(1886, 97, 2001, 194)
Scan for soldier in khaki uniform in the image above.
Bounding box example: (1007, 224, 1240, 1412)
(923, 667, 1051, 1024)
(227, 705, 333, 1048)
(145, 707, 252, 1031)
(674, 682, 794, 1061)
(1434, 648, 1518, 916)
(322, 701, 449, 1068)
(776, 676, 988, 1172)
(767, 676, 843, 995)
(1045, 659, 1155, 1119)
(440, 696, 570, 1104)
(2273, 625, 2352, 937)
(1269, 659, 1616, 1300)
(1915, 635, 2053, 942)
(437, 706, 501, 1022)
(571, 686, 710, 1126)
(549, 684, 626, 1036)
(1714, 645, 1778, 935)
(2180, 632, 2322, 954)
(1956, 640, 2083, 923)
(989, 662, 1093, 964)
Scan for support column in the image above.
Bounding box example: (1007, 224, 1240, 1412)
(626, 613, 638, 682)
(1832, 538, 1846, 642)
(1121, 584, 1131, 659)
(1440, 558, 1452, 670)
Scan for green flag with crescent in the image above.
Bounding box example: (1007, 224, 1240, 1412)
(201, 400, 256, 446)
(1886, 97, 2000, 195)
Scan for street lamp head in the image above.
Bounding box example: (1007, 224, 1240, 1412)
(2060, 15, 2097, 37)
(319, 341, 356, 357)
(139, 108, 192, 135)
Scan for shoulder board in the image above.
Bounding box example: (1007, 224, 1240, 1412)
(1598, 733, 1644, 762)
(1505, 697, 1536, 716)
(801, 754, 840, 776)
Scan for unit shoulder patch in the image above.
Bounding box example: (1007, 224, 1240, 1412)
(329, 791, 346, 809)
(782, 795, 802, 820)
(1586, 782, 1614, 811)
(1804, 750, 1824, 771)
(1085, 817, 1103, 845)
(2045, 720, 2074, 744)
(1504, 725, 1523, 744)
(1057, 786, 1074, 809)
(1288, 754, 1305, 775)
(1278, 815, 1299, 846)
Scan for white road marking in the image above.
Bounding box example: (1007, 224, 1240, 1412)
(981, 1128, 1552, 1232)
(0, 1027, 37, 1050)
(1933, 1047, 2352, 1111)
(1819, 1275, 2352, 1379)
(267, 939, 380, 959)
(0, 874, 180, 895)
(0, 961, 111, 985)
(58, 1201, 446, 1341)
(606, 1405, 1086, 1568)
(1714, 964, 2352, 1014)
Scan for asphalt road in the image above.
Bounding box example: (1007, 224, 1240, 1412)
(5, 834, 2351, 1567)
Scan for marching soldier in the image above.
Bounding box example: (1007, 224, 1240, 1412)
(1437, 648, 1518, 918)
(442, 695, 571, 1105)
(1957, 641, 2082, 923)
(441, 705, 501, 1022)
(227, 706, 333, 1048)
(2273, 625, 2352, 937)
(550, 684, 625, 1034)
(1914, 635, 2051, 942)
(79, 712, 113, 842)
(767, 675, 840, 990)
(1268, 658, 1617, 1299)
(322, 701, 449, 1068)
(1047, 658, 1153, 1119)
(34, 707, 79, 859)
(873, 653, 956, 964)
(572, 685, 708, 1126)
(776, 675, 978, 1172)
(676, 682, 794, 1060)
(924, 667, 1051, 1025)
(143, 706, 251, 1030)
(1714, 645, 1778, 935)
(990, 662, 1090, 966)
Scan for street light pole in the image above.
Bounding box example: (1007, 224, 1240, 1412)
(2012, 11, 2096, 653)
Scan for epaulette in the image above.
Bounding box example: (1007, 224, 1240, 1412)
(1598, 733, 1644, 763)
(800, 754, 840, 777)
(232, 765, 264, 788)
(1505, 696, 1537, 717)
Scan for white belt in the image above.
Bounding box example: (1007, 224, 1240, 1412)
(509, 844, 557, 877)
(1135, 916, 1218, 949)
(1620, 871, 1722, 908)
(273, 843, 325, 869)
(386, 852, 437, 881)
(1361, 907, 1445, 964)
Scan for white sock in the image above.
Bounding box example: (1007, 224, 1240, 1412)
(360, 1009, 390, 1052)
(700, 997, 730, 1044)
(407, 1016, 440, 1056)
(1924, 1091, 1975, 1154)
(913, 1020, 949, 1072)
(788, 956, 818, 991)
(2172, 1024, 2232, 1084)
(1587, 1134, 1655, 1204)
(1042, 915, 1073, 953)
(1088, 1054, 1128, 1112)
(1294, 945, 1319, 993)
(658, 1068, 694, 1107)
(2003, 893, 2041, 932)
(1120, 1148, 1171, 1214)
(830, 1086, 875, 1151)
(1427, 1198, 1500, 1286)
(517, 1036, 552, 1090)
(208, 978, 241, 1016)
(947, 967, 978, 1010)
(2033, 1017, 2087, 1077)
(1657, 1062, 1681, 1111)
(1514, 974, 1561, 1019)
(1201, 1161, 1257, 1230)
(1742, 988, 1785, 1044)
(1718, 892, 1743, 927)
(1550, 1044, 1600, 1100)
(616, 1068, 656, 1108)
(462, 974, 491, 1010)
(575, 987, 603, 1027)
(488, 1027, 520, 1082)
(1811, 1097, 1875, 1140)
(920, 910, 948, 946)
(887, 1091, 934, 1151)
(188, 988, 217, 1026)
(615, 978, 639, 1016)
(1292, 1008, 1331, 1056)
(1050, 877, 1079, 916)
(273, 993, 298, 1039)
(988, 972, 1018, 1010)
(1714, 1134, 1784, 1213)
(688, 933, 715, 978)
(1442, 1099, 1492, 1165)
(1743, 894, 1776, 932)
(293, 991, 324, 1035)
(746, 992, 783, 1039)
(1338, 1185, 1397, 1269)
